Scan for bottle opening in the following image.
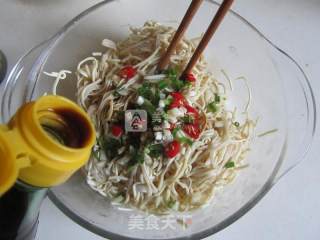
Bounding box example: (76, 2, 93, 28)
(38, 108, 92, 148)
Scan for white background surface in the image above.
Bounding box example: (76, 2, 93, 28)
(0, 0, 319, 239)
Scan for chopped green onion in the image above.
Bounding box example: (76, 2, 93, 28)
(128, 151, 145, 167)
(144, 147, 151, 154)
(207, 94, 221, 113)
(161, 68, 193, 91)
(92, 149, 100, 161)
(207, 102, 218, 113)
(172, 127, 181, 138)
(171, 127, 193, 146)
(164, 68, 178, 78)
(214, 93, 221, 103)
(137, 153, 145, 164)
(161, 112, 169, 120)
(183, 82, 193, 89)
(103, 137, 121, 160)
(181, 115, 194, 124)
(164, 97, 173, 106)
(158, 80, 168, 89)
(137, 83, 153, 100)
(233, 121, 240, 127)
(148, 144, 163, 158)
(177, 137, 193, 146)
(166, 200, 176, 208)
(97, 136, 122, 160)
(225, 161, 235, 168)
(163, 97, 173, 111)
(141, 99, 156, 115)
(171, 78, 185, 91)
(153, 88, 161, 105)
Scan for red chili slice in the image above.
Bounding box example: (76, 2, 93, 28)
(170, 92, 186, 102)
(111, 125, 123, 137)
(164, 140, 181, 158)
(169, 92, 187, 109)
(185, 105, 199, 121)
(168, 100, 181, 109)
(183, 123, 201, 139)
(184, 73, 196, 83)
(119, 66, 137, 80)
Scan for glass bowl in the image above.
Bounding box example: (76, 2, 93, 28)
(0, 0, 316, 239)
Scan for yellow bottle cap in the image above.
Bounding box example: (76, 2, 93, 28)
(0, 95, 96, 195)
(0, 125, 21, 195)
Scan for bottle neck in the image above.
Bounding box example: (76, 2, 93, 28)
(0, 181, 47, 240)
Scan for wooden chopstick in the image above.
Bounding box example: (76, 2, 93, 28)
(182, 0, 234, 76)
(157, 0, 204, 72)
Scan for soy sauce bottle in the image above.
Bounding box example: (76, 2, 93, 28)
(0, 95, 95, 240)
(0, 182, 47, 240)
